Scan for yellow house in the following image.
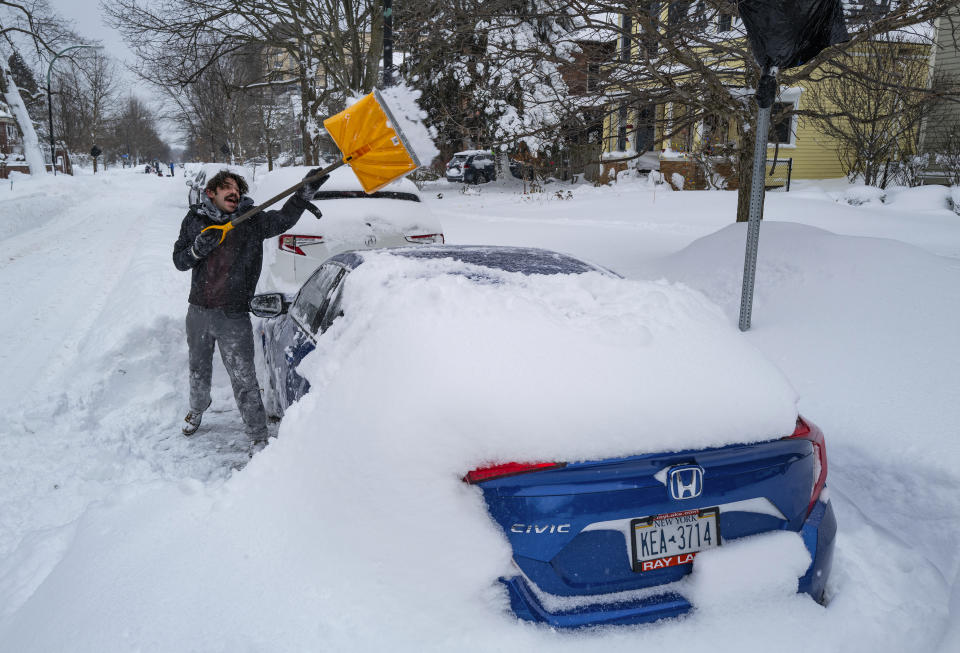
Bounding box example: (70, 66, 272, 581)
(599, 8, 929, 187)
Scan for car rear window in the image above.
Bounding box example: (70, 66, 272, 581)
(309, 190, 420, 202)
(390, 247, 604, 276)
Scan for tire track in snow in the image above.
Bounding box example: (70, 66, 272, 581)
(0, 174, 180, 412)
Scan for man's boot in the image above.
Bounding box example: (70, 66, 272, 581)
(182, 400, 211, 436)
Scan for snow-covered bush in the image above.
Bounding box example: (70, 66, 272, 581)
(948, 187, 960, 216)
(888, 154, 929, 187)
(647, 171, 671, 190)
(934, 125, 960, 186)
(839, 185, 887, 206)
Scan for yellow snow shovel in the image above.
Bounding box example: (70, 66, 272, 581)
(202, 89, 422, 244)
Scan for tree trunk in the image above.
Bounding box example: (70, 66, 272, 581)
(735, 114, 768, 223)
(0, 59, 47, 175)
(736, 121, 755, 223)
(366, 7, 385, 90)
(298, 66, 317, 166)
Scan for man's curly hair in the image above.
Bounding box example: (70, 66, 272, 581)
(205, 170, 249, 196)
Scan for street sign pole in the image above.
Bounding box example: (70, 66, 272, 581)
(383, 0, 393, 86)
(738, 68, 777, 332)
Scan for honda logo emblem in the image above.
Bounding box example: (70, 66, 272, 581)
(668, 465, 704, 500)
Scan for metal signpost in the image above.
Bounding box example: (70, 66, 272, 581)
(735, 0, 848, 331)
(738, 70, 777, 332)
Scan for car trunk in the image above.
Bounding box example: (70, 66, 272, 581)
(474, 436, 817, 597)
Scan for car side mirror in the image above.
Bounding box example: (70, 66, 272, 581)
(250, 293, 289, 318)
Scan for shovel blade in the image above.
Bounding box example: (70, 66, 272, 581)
(323, 90, 421, 194)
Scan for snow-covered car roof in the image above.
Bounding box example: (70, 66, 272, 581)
(298, 245, 798, 461)
(183, 162, 251, 179)
(335, 245, 612, 277)
(451, 150, 493, 157)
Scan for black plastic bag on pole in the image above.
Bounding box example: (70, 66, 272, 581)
(735, 0, 847, 331)
(737, 0, 849, 72)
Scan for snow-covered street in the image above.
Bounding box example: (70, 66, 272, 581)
(1, 168, 958, 651)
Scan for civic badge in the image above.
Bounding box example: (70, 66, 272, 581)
(668, 465, 704, 500)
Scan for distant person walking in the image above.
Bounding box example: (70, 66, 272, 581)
(169, 161, 175, 176)
(172, 168, 328, 448)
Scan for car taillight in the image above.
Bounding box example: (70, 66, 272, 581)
(464, 462, 564, 484)
(785, 417, 828, 517)
(464, 163, 472, 169)
(279, 234, 324, 256)
(404, 233, 445, 244)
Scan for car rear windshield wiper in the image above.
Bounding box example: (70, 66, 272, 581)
(310, 190, 420, 202)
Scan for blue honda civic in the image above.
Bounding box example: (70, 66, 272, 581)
(251, 245, 836, 629)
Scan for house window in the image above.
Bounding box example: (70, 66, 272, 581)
(586, 62, 601, 92)
(769, 102, 795, 145)
(635, 105, 656, 152)
(703, 114, 730, 154)
(621, 14, 632, 62)
(718, 12, 732, 32)
(668, 1, 690, 27)
(617, 104, 629, 151)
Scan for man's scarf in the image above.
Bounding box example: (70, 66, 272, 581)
(198, 193, 255, 224)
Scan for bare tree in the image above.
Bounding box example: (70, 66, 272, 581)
(804, 36, 946, 187)
(561, 0, 956, 220)
(103, 0, 385, 165)
(111, 94, 171, 163)
(52, 49, 118, 160)
(396, 0, 591, 172)
(1, 0, 79, 172)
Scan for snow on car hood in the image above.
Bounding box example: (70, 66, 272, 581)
(290, 251, 799, 464)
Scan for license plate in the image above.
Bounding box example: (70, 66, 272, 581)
(630, 507, 720, 573)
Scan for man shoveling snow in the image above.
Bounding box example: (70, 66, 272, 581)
(172, 168, 328, 448)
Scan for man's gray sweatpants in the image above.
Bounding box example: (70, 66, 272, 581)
(186, 304, 268, 441)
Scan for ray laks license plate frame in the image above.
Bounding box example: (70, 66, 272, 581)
(630, 507, 721, 573)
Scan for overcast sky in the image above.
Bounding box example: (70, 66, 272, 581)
(48, 0, 134, 71)
(47, 0, 185, 147)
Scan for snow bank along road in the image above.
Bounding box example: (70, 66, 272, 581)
(0, 171, 253, 563)
(0, 169, 958, 651)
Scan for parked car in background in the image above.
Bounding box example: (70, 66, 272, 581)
(250, 245, 836, 628)
(509, 159, 535, 180)
(446, 150, 497, 184)
(253, 166, 444, 294)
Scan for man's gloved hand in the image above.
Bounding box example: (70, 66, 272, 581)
(192, 228, 221, 259)
(298, 168, 330, 201)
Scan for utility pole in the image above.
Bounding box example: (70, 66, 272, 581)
(383, 0, 393, 86)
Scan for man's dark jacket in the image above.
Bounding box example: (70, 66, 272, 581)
(173, 194, 309, 313)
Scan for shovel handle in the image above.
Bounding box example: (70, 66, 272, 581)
(234, 160, 345, 226)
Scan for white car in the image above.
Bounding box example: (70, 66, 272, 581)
(445, 150, 497, 184)
(254, 166, 444, 294)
